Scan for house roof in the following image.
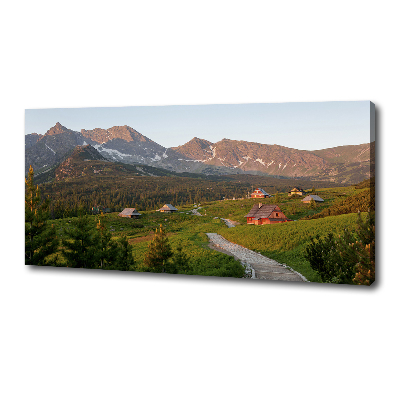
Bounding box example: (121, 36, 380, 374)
(302, 195, 324, 202)
(157, 204, 178, 211)
(252, 188, 270, 196)
(119, 208, 141, 216)
(245, 204, 280, 218)
(289, 187, 304, 192)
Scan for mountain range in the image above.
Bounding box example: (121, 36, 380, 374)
(25, 122, 374, 184)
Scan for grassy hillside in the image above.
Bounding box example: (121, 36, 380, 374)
(303, 187, 374, 220)
(198, 184, 365, 223)
(47, 186, 369, 282)
(215, 212, 369, 282)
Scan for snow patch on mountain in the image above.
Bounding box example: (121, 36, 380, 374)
(151, 154, 161, 161)
(233, 160, 244, 168)
(255, 158, 265, 166)
(94, 144, 130, 159)
(45, 144, 56, 154)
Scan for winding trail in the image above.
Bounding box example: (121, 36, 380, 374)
(189, 207, 306, 281)
(206, 233, 307, 282)
(220, 218, 236, 228)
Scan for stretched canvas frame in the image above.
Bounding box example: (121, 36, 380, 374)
(25, 101, 375, 285)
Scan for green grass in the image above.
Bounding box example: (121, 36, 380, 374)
(47, 185, 368, 281)
(49, 210, 245, 278)
(198, 185, 363, 223)
(214, 212, 369, 282)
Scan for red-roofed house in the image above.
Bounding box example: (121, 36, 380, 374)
(250, 188, 271, 198)
(245, 203, 292, 225)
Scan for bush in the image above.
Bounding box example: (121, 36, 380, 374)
(304, 233, 355, 284)
(304, 213, 375, 285)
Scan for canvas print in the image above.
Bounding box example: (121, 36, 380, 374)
(25, 101, 375, 285)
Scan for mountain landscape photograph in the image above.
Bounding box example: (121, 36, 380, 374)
(25, 101, 375, 285)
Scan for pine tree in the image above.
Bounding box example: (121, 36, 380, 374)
(94, 213, 118, 269)
(344, 213, 375, 285)
(114, 236, 135, 271)
(309, 198, 317, 209)
(143, 225, 173, 273)
(171, 241, 190, 274)
(61, 213, 97, 268)
(25, 166, 59, 266)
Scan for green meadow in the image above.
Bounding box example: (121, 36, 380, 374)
(47, 184, 372, 282)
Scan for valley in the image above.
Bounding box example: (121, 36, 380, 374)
(30, 168, 374, 283)
(25, 121, 375, 285)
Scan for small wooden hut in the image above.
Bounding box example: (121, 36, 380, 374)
(302, 195, 324, 203)
(251, 188, 271, 198)
(157, 204, 178, 213)
(118, 208, 142, 219)
(288, 187, 306, 196)
(245, 203, 291, 225)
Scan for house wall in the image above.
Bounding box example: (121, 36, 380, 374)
(249, 217, 289, 225)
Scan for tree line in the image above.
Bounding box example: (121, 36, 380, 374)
(39, 175, 250, 219)
(37, 167, 339, 219)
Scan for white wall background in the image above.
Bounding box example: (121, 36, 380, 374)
(1, 1, 398, 399)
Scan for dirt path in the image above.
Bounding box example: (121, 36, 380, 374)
(191, 208, 202, 216)
(220, 218, 237, 228)
(206, 233, 307, 282)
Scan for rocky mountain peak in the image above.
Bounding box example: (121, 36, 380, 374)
(171, 137, 214, 160)
(191, 137, 213, 147)
(81, 125, 150, 144)
(45, 122, 73, 136)
(26, 122, 374, 184)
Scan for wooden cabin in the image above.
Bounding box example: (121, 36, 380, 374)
(251, 188, 271, 198)
(118, 208, 142, 219)
(302, 195, 324, 203)
(157, 204, 178, 213)
(288, 187, 306, 196)
(245, 203, 291, 225)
